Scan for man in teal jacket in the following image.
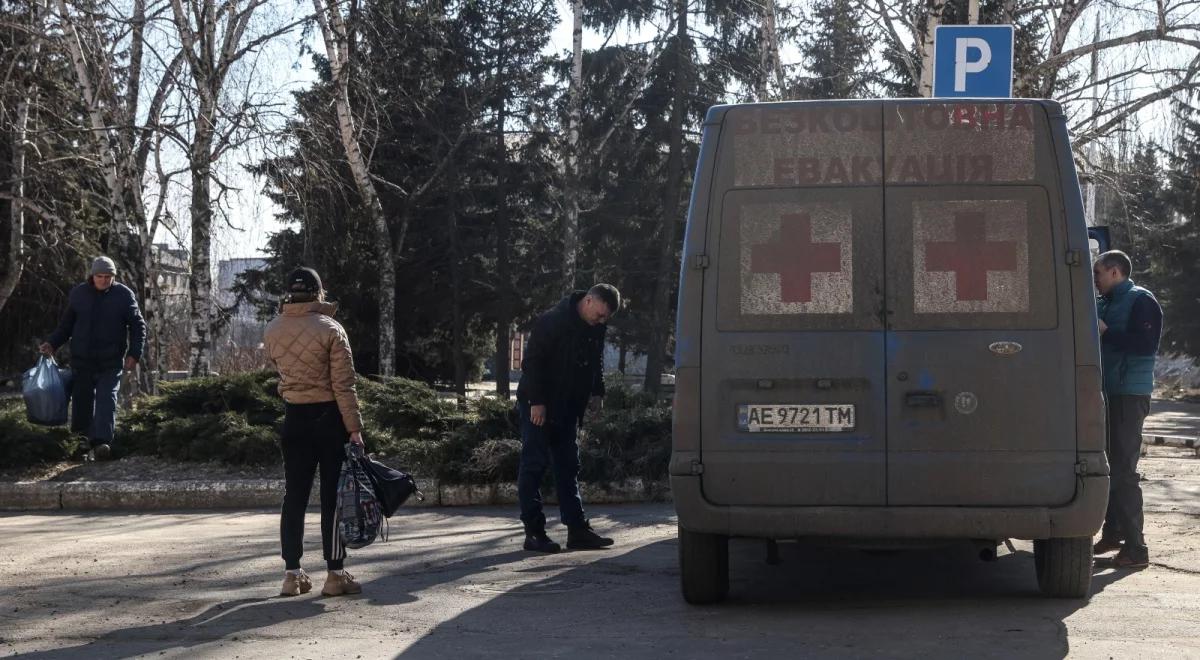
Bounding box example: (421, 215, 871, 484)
(1092, 250, 1162, 569)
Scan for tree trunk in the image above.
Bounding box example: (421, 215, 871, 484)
(448, 203, 467, 408)
(56, 0, 154, 392)
(494, 100, 513, 398)
(1, 0, 46, 314)
(137, 237, 159, 393)
(758, 0, 782, 101)
(313, 0, 396, 376)
(643, 0, 688, 394)
(151, 257, 167, 376)
(918, 0, 946, 97)
(561, 0, 583, 293)
(0, 26, 38, 314)
(187, 128, 216, 377)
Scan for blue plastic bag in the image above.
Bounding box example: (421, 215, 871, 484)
(22, 356, 71, 426)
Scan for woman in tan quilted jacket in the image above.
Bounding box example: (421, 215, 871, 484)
(264, 267, 365, 598)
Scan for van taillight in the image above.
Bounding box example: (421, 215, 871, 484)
(1076, 366, 1104, 452)
(673, 367, 700, 451)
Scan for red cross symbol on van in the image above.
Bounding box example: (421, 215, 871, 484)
(924, 212, 1018, 301)
(750, 213, 842, 303)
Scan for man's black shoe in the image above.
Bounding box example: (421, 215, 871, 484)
(566, 524, 613, 550)
(91, 443, 112, 461)
(1093, 537, 1122, 555)
(523, 533, 561, 554)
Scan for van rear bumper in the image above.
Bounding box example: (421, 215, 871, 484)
(670, 475, 1108, 540)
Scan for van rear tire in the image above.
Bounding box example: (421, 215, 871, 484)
(1034, 537, 1093, 598)
(678, 526, 729, 604)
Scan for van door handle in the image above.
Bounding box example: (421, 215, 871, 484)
(905, 391, 943, 408)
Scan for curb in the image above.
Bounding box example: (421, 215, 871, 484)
(1143, 434, 1200, 456)
(0, 477, 672, 512)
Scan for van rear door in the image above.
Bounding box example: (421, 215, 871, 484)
(698, 103, 887, 506)
(881, 101, 1077, 506)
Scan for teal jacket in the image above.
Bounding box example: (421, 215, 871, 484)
(1097, 279, 1162, 396)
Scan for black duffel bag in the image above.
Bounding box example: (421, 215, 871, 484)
(358, 455, 423, 517)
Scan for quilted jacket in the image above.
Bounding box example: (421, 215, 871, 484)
(264, 301, 363, 433)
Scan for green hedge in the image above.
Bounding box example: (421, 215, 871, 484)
(0, 400, 83, 468)
(2, 372, 673, 485)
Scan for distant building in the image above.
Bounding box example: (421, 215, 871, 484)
(216, 258, 269, 363)
(149, 244, 191, 371)
(152, 243, 189, 300)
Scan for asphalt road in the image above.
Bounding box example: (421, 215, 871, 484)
(3, 444, 1200, 660)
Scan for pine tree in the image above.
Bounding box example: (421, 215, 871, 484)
(797, 0, 874, 99)
(581, 0, 754, 392)
(1162, 100, 1200, 356)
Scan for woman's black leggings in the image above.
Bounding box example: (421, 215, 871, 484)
(280, 401, 348, 571)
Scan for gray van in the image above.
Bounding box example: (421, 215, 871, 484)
(670, 99, 1108, 603)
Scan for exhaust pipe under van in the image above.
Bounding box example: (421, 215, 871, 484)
(973, 539, 1001, 562)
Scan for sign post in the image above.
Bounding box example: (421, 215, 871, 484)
(932, 25, 1015, 98)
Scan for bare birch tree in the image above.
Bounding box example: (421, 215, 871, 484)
(46, 0, 185, 390)
(758, 0, 785, 101)
(643, 0, 688, 394)
(311, 0, 396, 375)
(918, 0, 947, 96)
(168, 0, 307, 376)
(561, 0, 584, 293)
(0, 0, 44, 315)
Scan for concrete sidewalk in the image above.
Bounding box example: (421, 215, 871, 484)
(2, 499, 1199, 659)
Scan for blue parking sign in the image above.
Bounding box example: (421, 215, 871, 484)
(933, 25, 1014, 98)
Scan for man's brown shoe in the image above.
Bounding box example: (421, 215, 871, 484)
(322, 571, 362, 596)
(1112, 550, 1149, 569)
(1093, 537, 1122, 555)
(280, 570, 312, 597)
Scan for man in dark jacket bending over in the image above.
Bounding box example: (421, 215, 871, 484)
(40, 256, 146, 460)
(516, 283, 620, 553)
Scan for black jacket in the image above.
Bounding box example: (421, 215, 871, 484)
(516, 292, 607, 426)
(48, 281, 146, 370)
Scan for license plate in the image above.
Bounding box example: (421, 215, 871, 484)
(738, 404, 856, 433)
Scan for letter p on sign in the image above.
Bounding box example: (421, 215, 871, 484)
(933, 25, 1014, 98)
(954, 38, 991, 92)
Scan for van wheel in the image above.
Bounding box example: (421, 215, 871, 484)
(678, 526, 729, 604)
(1033, 537, 1093, 598)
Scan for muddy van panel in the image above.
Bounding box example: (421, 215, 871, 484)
(672, 99, 1107, 540)
(698, 103, 887, 506)
(880, 102, 1077, 506)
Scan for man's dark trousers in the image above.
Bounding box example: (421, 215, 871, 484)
(71, 366, 123, 446)
(517, 402, 585, 533)
(1102, 394, 1151, 557)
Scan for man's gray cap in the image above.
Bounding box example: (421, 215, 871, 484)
(90, 256, 117, 276)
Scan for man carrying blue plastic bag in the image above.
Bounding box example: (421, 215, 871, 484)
(39, 256, 146, 460)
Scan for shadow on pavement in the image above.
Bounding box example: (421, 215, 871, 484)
(397, 536, 1137, 660)
(14, 597, 326, 659)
